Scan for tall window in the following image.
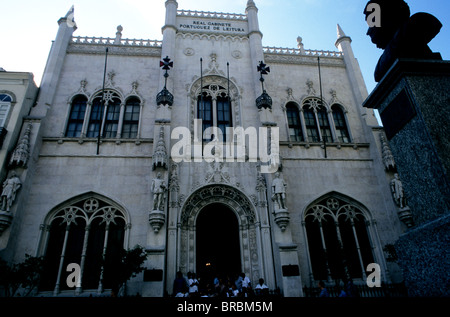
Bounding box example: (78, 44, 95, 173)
(103, 98, 121, 138)
(286, 103, 303, 142)
(86, 91, 122, 138)
(198, 93, 213, 142)
(0, 94, 12, 128)
(65, 95, 87, 137)
(197, 85, 232, 143)
(303, 98, 332, 143)
(40, 196, 128, 293)
(332, 105, 351, 143)
(86, 98, 102, 138)
(317, 107, 332, 143)
(303, 106, 319, 142)
(217, 94, 232, 142)
(304, 196, 375, 281)
(122, 97, 140, 139)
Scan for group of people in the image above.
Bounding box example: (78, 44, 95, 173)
(173, 272, 270, 298)
(318, 279, 360, 298)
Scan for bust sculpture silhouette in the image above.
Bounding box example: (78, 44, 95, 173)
(364, 0, 442, 82)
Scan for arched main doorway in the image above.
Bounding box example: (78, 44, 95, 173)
(196, 203, 241, 283)
(175, 184, 268, 288)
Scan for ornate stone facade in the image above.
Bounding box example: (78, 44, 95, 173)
(0, 1, 406, 297)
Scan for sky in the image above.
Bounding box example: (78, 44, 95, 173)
(1, 0, 449, 94)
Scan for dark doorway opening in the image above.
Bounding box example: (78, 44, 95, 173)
(196, 203, 241, 285)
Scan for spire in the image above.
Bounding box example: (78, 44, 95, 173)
(64, 5, 74, 18)
(247, 0, 256, 7)
(335, 24, 351, 47)
(59, 5, 77, 29)
(337, 24, 346, 38)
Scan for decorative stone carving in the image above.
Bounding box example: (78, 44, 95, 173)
(390, 173, 414, 228)
(1, 171, 21, 212)
(149, 209, 165, 233)
(150, 172, 167, 233)
(152, 126, 168, 170)
(183, 47, 195, 56)
(9, 123, 32, 168)
(390, 173, 406, 209)
(271, 172, 287, 210)
(205, 141, 230, 184)
(114, 25, 123, 44)
(271, 172, 290, 231)
(0, 212, 13, 235)
(306, 79, 316, 96)
(297, 36, 305, 54)
(169, 163, 180, 208)
(151, 172, 166, 211)
(255, 166, 268, 207)
(380, 133, 396, 171)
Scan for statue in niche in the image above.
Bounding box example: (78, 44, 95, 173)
(390, 173, 407, 209)
(151, 172, 166, 211)
(271, 172, 287, 210)
(364, 0, 442, 82)
(1, 171, 22, 212)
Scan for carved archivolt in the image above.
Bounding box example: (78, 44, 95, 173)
(179, 184, 256, 228)
(177, 184, 261, 280)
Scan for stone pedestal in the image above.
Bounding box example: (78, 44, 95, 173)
(149, 209, 165, 233)
(273, 209, 290, 232)
(0, 212, 13, 235)
(363, 59, 450, 296)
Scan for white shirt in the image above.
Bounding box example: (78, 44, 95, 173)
(242, 276, 251, 288)
(255, 283, 268, 289)
(188, 278, 198, 293)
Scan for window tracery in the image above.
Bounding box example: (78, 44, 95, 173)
(303, 195, 375, 282)
(39, 196, 129, 295)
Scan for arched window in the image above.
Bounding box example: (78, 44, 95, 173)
(87, 91, 121, 138)
(40, 196, 128, 294)
(303, 103, 319, 143)
(197, 84, 232, 142)
(304, 196, 375, 282)
(332, 105, 351, 143)
(86, 98, 103, 138)
(217, 94, 232, 142)
(0, 93, 12, 128)
(103, 98, 121, 138)
(122, 97, 140, 139)
(286, 103, 303, 142)
(317, 107, 332, 143)
(303, 98, 332, 143)
(198, 93, 213, 142)
(65, 95, 87, 137)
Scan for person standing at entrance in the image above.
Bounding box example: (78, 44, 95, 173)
(241, 272, 251, 297)
(188, 272, 199, 297)
(173, 271, 188, 297)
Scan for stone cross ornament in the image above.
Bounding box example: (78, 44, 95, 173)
(364, 0, 443, 82)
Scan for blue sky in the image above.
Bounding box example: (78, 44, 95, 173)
(1, 0, 449, 94)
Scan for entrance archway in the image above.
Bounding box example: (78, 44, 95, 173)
(196, 203, 241, 283)
(177, 185, 261, 282)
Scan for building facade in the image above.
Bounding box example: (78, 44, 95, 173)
(0, 70, 38, 242)
(0, 1, 408, 297)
